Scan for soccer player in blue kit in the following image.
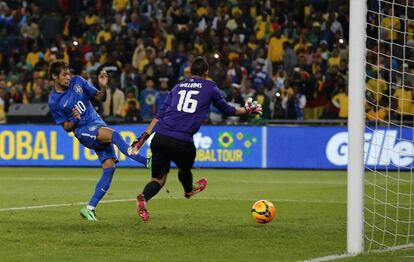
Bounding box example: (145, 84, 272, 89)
(128, 57, 262, 221)
(48, 60, 149, 221)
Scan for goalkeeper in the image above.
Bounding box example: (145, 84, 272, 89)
(128, 57, 262, 221)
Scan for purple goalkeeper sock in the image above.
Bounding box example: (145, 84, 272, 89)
(112, 131, 147, 166)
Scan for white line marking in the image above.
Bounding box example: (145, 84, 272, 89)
(302, 253, 356, 262)
(0, 177, 347, 185)
(0, 197, 346, 212)
(0, 199, 134, 212)
(303, 243, 414, 262)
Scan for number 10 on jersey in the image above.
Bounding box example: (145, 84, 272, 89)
(74, 101, 86, 114)
(177, 90, 199, 113)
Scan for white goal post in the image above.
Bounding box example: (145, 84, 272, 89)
(348, 0, 414, 255)
(347, 0, 367, 255)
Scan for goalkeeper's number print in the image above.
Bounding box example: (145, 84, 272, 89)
(177, 90, 199, 113)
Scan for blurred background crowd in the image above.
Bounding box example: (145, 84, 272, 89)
(0, 0, 356, 124)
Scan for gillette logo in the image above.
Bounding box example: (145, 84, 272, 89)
(326, 130, 414, 167)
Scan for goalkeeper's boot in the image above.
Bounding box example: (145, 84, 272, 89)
(136, 193, 149, 222)
(80, 207, 97, 221)
(146, 157, 152, 170)
(184, 178, 208, 199)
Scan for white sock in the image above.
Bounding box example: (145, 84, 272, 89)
(87, 205, 96, 211)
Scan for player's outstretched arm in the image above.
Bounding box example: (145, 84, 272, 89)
(212, 85, 262, 116)
(129, 91, 170, 155)
(94, 70, 108, 102)
(145, 118, 158, 135)
(128, 118, 158, 155)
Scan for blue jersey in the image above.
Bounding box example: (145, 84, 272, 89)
(48, 76, 116, 164)
(48, 76, 106, 129)
(154, 78, 236, 142)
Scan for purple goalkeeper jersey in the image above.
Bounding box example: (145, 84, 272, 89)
(154, 78, 236, 142)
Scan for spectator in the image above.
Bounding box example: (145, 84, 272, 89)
(20, 18, 39, 41)
(96, 23, 112, 44)
(182, 67, 191, 81)
(28, 84, 48, 103)
(0, 0, 356, 124)
(85, 54, 101, 75)
(26, 43, 42, 68)
(103, 78, 125, 117)
(97, 52, 122, 79)
(111, 14, 125, 34)
(381, 7, 400, 41)
(367, 98, 389, 123)
(267, 30, 288, 72)
(112, 0, 130, 13)
(119, 89, 140, 118)
(240, 78, 256, 102)
(251, 62, 269, 90)
(283, 42, 297, 73)
(282, 86, 306, 120)
(139, 77, 158, 121)
(328, 47, 341, 68)
(366, 68, 388, 104)
(227, 62, 248, 85)
(392, 84, 413, 121)
(253, 87, 271, 120)
(331, 86, 348, 119)
(120, 63, 138, 91)
(308, 22, 321, 48)
(125, 100, 142, 123)
(255, 12, 273, 41)
(273, 68, 287, 91)
(5, 86, 23, 112)
(128, 12, 140, 32)
(84, 10, 98, 26)
(323, 11, 343, 36)
(226, 85, 245, 124)
(155, 78, 170, 114)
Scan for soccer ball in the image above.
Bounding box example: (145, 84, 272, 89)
(251, 200, 276, 224)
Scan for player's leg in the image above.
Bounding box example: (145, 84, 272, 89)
(97, 127, 149, 167)
(137, 134, 171, 221)
(173, 143, 207, 198)
(142, 134, 172, 201)
(81, 157, 116, 221)
(178, 168, 193, 193)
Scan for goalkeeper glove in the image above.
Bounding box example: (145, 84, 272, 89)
(244, 97, 263, 115)
(128, 131, 150, 155)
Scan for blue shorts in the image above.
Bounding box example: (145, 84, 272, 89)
(74, 124, 118, 164)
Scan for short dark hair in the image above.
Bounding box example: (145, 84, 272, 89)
(190, 56, 209, 76)
(48, 60, 69, 80)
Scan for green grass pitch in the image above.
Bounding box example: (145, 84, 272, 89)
(0, 167, 413, 261)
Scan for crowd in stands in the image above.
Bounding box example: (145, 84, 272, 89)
(365, 0, 414, 124)
(0, 0, 358, 124)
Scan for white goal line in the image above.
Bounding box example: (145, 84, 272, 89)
(303, 243, 414, 262)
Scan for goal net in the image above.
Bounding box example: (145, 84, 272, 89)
(364, 0, 414, 251)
